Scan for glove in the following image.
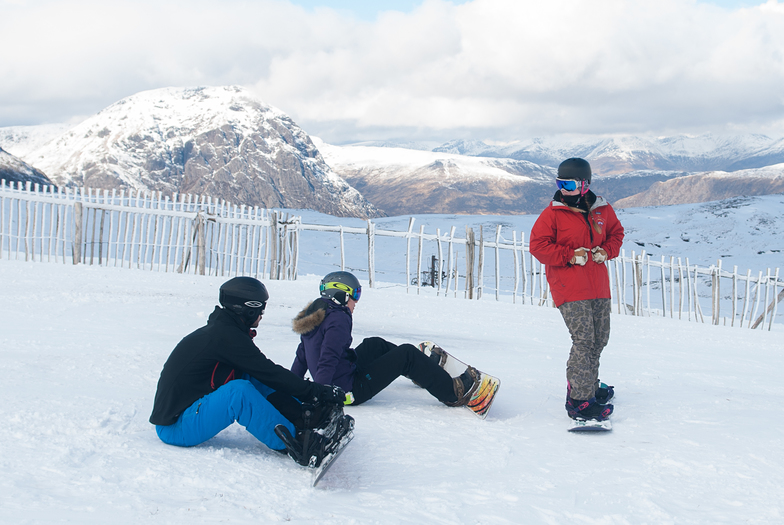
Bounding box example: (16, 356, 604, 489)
(591, 246, 608, 264)
(570, 248, 590, 266)
(313, 384, 347, 406)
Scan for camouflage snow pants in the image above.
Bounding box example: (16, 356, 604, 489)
(558, 298, 612, 401)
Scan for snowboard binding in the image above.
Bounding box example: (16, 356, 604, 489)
(274, 401, 354, 468)
(417, 341, 501, 419)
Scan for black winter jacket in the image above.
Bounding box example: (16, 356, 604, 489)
(150, 306, 320, 426)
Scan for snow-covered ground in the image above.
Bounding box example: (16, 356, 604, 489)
(1, 232, 782, 523)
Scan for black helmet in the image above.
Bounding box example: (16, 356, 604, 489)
(557, 158, 592, 183)
(219, 276, 269, 325)
(320, 271, 361, 306)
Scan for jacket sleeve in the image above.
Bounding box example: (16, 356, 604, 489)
(291, 341, 307, 379)
(601, 205, 625, 260)
(312, 313, 352, 386)
(225, 337, 317, 402)
(529, 207, 573, 267)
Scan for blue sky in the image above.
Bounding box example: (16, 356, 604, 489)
(290, 0, 767, 20)
(289, 0, 471, 19)
(2, 0, 784, 143)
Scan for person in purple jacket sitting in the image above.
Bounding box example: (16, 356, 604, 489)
(290, 271, 475, 408)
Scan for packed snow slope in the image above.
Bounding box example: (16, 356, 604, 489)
(0, 258, 781, 524)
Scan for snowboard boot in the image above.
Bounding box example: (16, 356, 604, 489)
(424, 343, 448, 368)
(565, 396, 613, 421)
(411, 343, 448, 388)
(566, 381, 615, 405)
(595, 382, 615, 405)
(445, 366, 479, 407)
(274, 425, 329, 467)
(275, 402, 355, 468)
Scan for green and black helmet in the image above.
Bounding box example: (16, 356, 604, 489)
(320, 271, 361, 306)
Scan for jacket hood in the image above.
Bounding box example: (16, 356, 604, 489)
(551, 191, 608, 212)
(292, 298, 348, 335)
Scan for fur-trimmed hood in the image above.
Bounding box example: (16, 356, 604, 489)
(292, 300, 326, 335)
(292, 298, 348, 335)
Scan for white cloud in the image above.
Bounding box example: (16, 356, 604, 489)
(1, 0, 783, 142)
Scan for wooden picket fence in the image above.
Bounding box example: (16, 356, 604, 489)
(1, 180, 781, 330)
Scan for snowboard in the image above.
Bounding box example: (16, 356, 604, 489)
(417, 341, 500, 420)
(312, 425, 354, 487)
(568, 418, 612, 433)
(276, 408, 355, 487)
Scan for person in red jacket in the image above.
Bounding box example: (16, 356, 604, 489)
(529, 158, 625, 422)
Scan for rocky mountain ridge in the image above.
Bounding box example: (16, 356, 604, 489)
(0, 147, 52, 187)
(14, 86, 380, 218)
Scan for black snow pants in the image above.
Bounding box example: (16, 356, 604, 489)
(350, 337, 457, 406)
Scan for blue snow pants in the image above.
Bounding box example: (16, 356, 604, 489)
(155, 375, 295, 451)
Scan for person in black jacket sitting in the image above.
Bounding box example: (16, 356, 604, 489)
(150, 276, 349, 465)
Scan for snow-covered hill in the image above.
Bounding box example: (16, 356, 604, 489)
(0, 123, 73, 158)
(20, 86, 379, 218)
(314, 138, 555, 215)
(0, 146, 52, 187)
(615, 164, 784, 208)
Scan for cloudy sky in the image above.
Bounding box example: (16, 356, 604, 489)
(2, 0, 783, 144)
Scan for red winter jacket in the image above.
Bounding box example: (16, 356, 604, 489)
(529, 193, 625, 307)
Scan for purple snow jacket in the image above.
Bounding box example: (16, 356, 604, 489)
(290, 298, 357, 393)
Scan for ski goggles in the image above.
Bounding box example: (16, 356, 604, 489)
(321, 282, 362, 302)
(556, 178, 589, 194)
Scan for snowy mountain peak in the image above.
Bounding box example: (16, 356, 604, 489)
(22, 86, 379, 217)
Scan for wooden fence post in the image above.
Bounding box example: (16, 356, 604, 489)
(751, 268, 772, 329)
(752, 279, 783, 330)
(436, 228, 444, 296)
(769, 268, 780, 331)
(416, 224, 424, 295)
(446, 226, 455, 296)
(494, 225, 501, 301)
(477, 228, 484, 300)
(73, 201, 83, 264)
(367, 219, 375, 288)
(405, 218, 415, 294)
(339, 225, 345, 271)
(512, 231, 519, 304)
(197, 211, 206, 275)
(465, 227, 475, 299)
(269, 211, 278, 279)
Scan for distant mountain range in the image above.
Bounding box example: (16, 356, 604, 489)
(432, 135, 784, 174)
(1, 86, 783, 216)
(318, 138, 784, 214)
